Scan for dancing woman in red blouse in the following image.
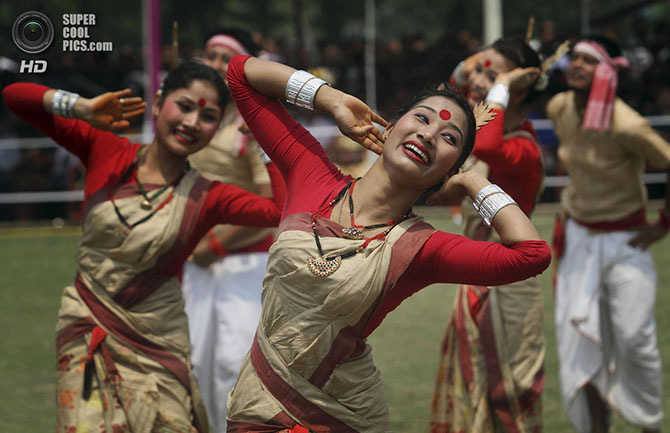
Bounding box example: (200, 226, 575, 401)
(222, 54, 551, 432)
(430, 37, 548, 433)
(3, 61, 283, 433)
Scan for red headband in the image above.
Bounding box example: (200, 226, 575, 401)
(575, 41, 629, 131)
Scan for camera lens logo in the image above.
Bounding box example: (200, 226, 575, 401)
(12, 11, 54, 54)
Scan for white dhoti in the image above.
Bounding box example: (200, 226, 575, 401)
(555, 218, 663, 432)
(182, 252, 268, 433)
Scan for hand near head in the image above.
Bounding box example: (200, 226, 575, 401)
(494, 67, 541, 95)
(78, 89, 146, 131)
(330, 92, 388, 155)
(424, 171, 470, 206)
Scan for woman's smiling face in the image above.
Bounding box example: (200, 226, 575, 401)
(466, 48, 515, 106)
(382, 95, 469, 189)
(153, 79, 222, 157)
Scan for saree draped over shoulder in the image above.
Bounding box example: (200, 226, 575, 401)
(227, 213, 434, 433)
(56, 169, 211, 433)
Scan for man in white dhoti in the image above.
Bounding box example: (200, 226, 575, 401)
(181, 28, 274, 433)
(548, 35, 670, 433)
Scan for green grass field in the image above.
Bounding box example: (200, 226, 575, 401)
(0, 209, 668, 432)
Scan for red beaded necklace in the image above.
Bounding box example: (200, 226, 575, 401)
(307, 180, 413, 277)
(343, 178, 413, 239)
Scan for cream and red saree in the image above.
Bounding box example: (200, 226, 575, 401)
(226, 213, 434, 432)
(429, 147, 545, 433)
(55, 170, 211, 433)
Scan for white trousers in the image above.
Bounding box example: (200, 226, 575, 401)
(555, 218, 662, 432)
(182, 252, 267, 433)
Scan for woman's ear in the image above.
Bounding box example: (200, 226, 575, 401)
(152, 90, 163, 118)
(382, 123, 395, 141)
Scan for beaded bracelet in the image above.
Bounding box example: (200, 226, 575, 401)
(285, 70, 329, 110)
(51, 89, 80, 118)
(472, 184, 518, 226)
(485, 83, 510, 109)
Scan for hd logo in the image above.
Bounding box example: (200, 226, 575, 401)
(12, 11, 54, 74)
(19, 60, 48, 74)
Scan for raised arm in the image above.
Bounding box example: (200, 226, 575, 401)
(226, 55, 343, 200)
(3, 83, 144, 165)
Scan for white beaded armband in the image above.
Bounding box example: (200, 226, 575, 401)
(51, 89, 80, 118)
(485, 83, 510, 109)
(285, 70, 329, 110)
(472, 184, 518, 226)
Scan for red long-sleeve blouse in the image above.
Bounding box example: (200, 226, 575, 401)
(471, 110, 543, 215)
(227, 55, 551, 336)
(2, 82, 284, 272)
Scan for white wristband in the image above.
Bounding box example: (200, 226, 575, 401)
(472, 184, 502, 210)
(51, 89, 80, 118)
(285, 70, 329, 110)
(472, 184, 518, 226)
(485, 83, 510, 109)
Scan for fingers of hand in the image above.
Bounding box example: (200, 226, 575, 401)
(362, 137, 383, 155)
(120, 96, 143, 105)
(110, 120, 130, 130)
(114, 88, 133, 98)
(122, 101, 146, 114)
(521, 67, 541, 82)
(123, 108, 145, 120)
(368, 125, 385, 143)
(372, 112, 388, 127)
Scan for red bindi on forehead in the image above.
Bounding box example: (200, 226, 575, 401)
(439, 109, 451, 120)
(484, 59, 491, 68)
(197, 98, 207, 107)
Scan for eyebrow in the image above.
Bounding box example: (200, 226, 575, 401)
(415, 105, 464, 141)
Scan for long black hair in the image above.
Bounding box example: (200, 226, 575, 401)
(490, 37, 543, 103)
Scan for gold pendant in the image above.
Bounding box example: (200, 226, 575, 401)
(140, 199, 153, 210)
(307, 256, 342, 277)
(342, 227, 364, 240)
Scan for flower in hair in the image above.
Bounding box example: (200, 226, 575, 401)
(534, 73, 549, 91)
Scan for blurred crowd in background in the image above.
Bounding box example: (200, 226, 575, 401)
(0, 16, 669, 222)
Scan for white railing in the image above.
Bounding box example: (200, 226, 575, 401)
(0, 117, 668, 204)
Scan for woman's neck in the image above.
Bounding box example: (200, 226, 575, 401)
(342, 160, 420, 226)
(139, 140, 187, 184)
